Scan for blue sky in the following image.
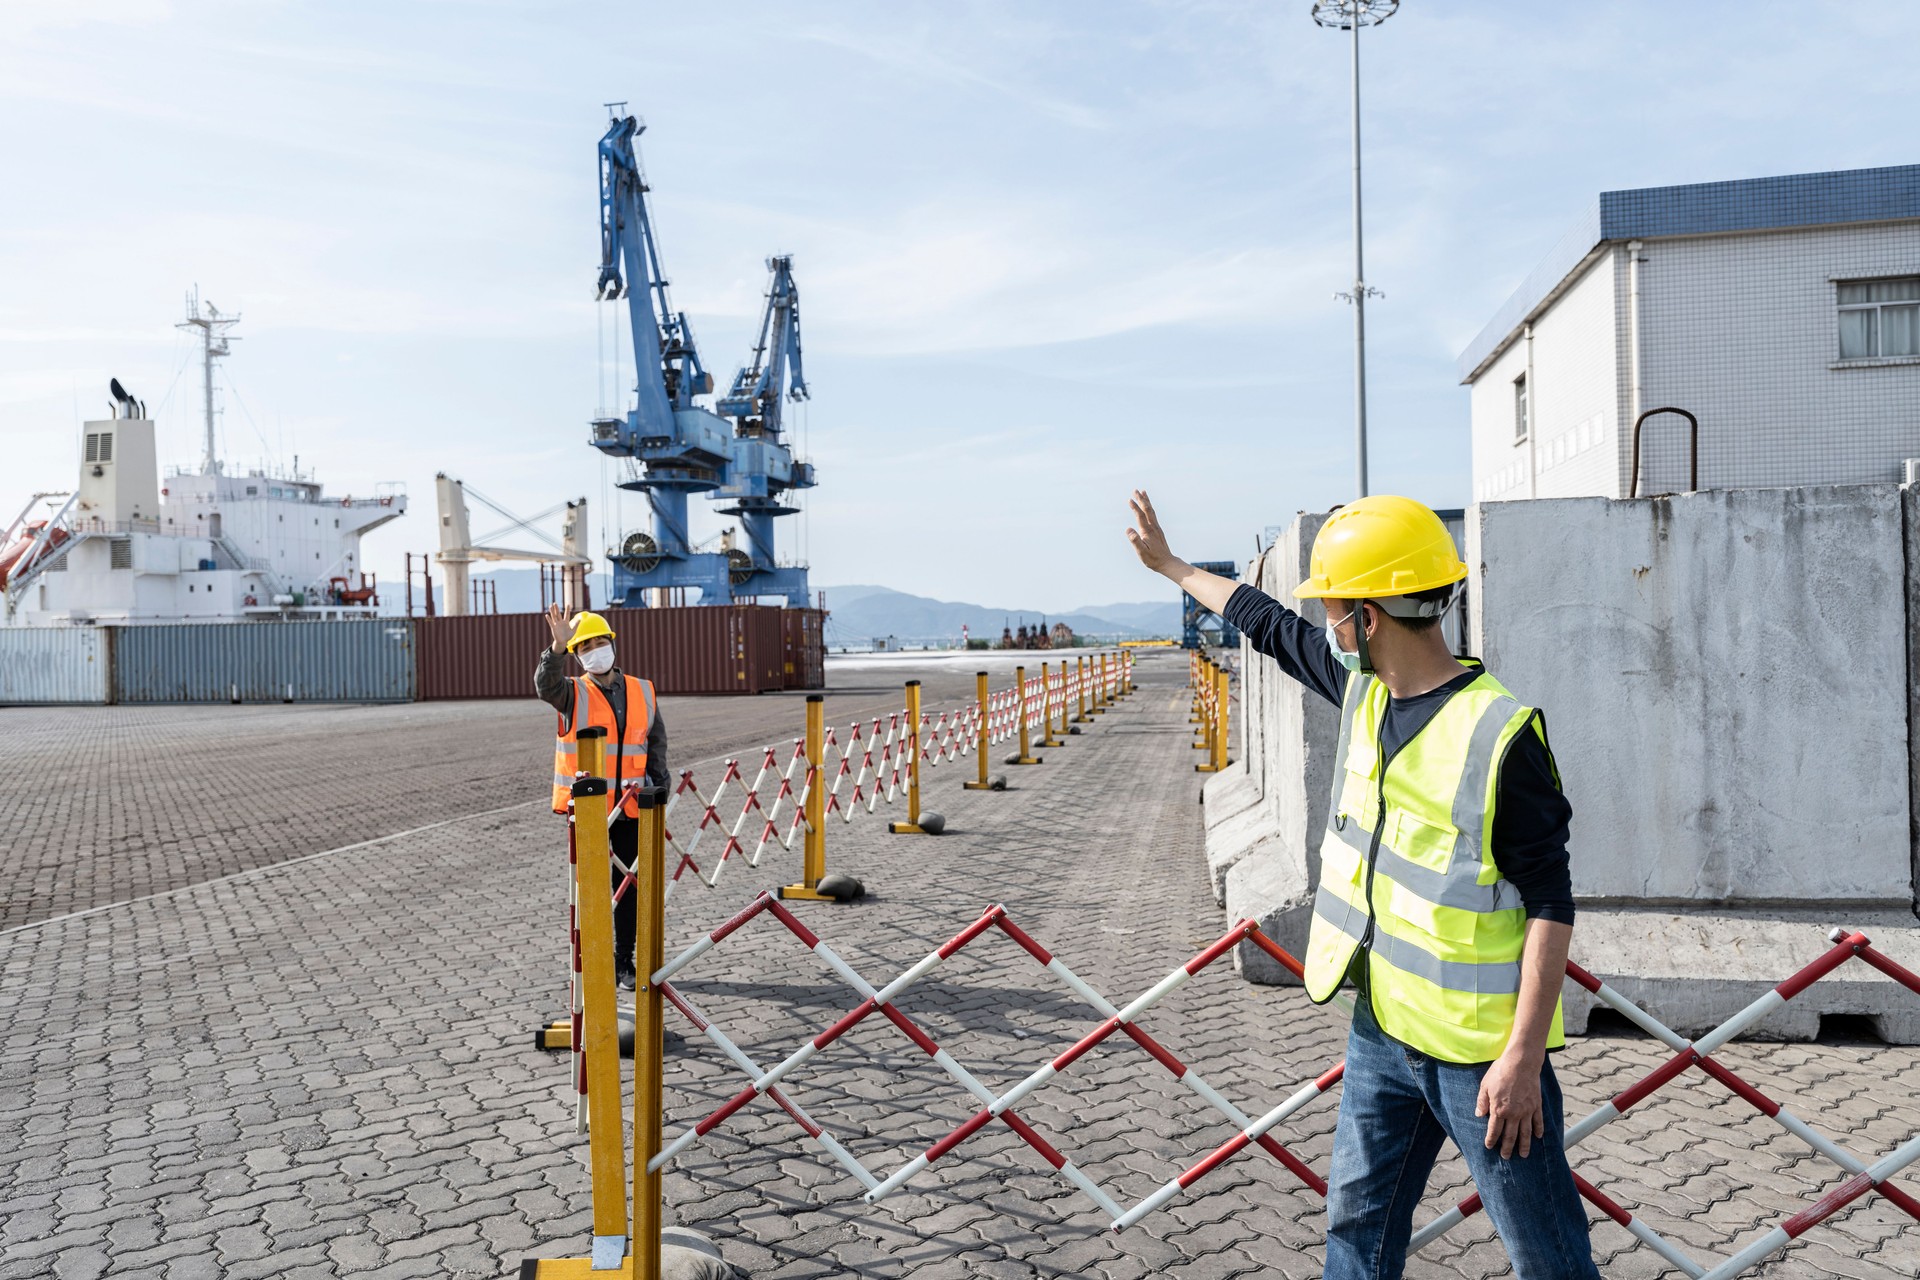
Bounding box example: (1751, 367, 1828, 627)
(4, 1, 1917, 611)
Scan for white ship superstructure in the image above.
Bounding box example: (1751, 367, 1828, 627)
(1, 295, 406, 625)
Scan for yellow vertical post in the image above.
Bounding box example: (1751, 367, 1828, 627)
(630, 788, 666, 1280)
(1010, 664, 1041, 764)
(1037, 662, 1064, 748)
(1213, 663, 1230, 771)
(1073, 656, 1089, 723)
(890, 680, 940, 832)
(1056, 659, 1075, 737)
(963, 671, 999, 791)
(1195, 656, 1216, 748)
(1089, 652, 1107, 715)
(569, 729, 628, 1263)
(781, 695, 832, 899)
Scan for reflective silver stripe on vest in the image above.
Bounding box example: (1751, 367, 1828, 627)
(1327, 671, 1372, 831)
(1312, 885, 1522, 995)
(553, 772, 574, 787)
(1445, 693, 1523, 881)
(1324, 818, 1523, 914)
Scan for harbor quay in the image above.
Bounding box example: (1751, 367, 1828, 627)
(4, 652, 1920, 1278)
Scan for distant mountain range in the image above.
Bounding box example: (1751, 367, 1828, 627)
(817, 584, 1180, 645)
(451, 572, 1181, 644)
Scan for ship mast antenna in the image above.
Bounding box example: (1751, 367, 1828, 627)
(176, 286, 241, 476)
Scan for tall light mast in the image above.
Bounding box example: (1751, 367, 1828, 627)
(1313, 0, 1397, 499)
(177, 288, 240, 476)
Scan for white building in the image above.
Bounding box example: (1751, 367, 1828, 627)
(1462, 164, 1920, 502)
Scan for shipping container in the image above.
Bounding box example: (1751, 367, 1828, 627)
(415, 605, 800, 699)
(781, 608, 826, 690)
(0, 627, 111, 704)
(113, 620, 416, 703)
(413, 612, 547, 700)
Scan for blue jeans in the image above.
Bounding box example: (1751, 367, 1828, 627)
(1323, 999, 1599, 1280)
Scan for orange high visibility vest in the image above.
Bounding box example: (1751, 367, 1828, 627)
(552, 674, 656, 817)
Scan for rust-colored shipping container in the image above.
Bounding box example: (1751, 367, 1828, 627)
(782, 608, 826, 689)
(416, 605, 798, 700)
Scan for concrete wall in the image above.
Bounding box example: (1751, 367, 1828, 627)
(1470, 486, 1912, 905)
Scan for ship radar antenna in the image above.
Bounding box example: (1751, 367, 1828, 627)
(177, 286, 241, 476)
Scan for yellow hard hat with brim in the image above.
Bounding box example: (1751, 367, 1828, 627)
(567, 611, 616, 651)
(1292, 495, 1467, 601)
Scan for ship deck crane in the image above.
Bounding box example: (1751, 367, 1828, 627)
(591, 108, 816, 607)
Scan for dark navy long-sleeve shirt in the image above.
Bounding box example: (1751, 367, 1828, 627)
(1223, 584, 1575, 925)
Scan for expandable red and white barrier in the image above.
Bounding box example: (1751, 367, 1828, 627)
(1406, 929, 1920, 1277)
(630, 898, 1920, 1275)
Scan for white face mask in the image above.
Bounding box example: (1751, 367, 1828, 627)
(578, 646, 615, 675)
(1325, 610, 1362, 672)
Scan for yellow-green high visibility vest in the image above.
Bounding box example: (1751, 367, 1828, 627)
(1303, 665, 1565, 1064)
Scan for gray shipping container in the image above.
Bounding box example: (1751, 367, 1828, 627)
(0, 627, 111, 704)
(113, 620, 416, 703)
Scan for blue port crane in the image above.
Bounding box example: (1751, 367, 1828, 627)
(590, 109, 816, 606)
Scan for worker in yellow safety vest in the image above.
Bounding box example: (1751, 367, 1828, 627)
(1127, 491, 1598, 1280)
(539, 604, 667, 991)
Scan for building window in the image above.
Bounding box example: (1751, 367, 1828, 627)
(1838, 277, 1920, 359)
(1513, 374, 1529, 444)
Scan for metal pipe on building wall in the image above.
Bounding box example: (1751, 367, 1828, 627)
(1626, 239, 1645, 498)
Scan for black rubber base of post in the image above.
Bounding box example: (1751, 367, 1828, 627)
(817, 872, 866, 901)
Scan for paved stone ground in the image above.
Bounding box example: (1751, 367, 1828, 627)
(4, 652, 1920, 1278)
(0, 657, 993, 930)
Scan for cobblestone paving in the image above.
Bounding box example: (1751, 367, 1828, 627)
(0, 657, 993, 930)
(4, 652, 1920, 1278)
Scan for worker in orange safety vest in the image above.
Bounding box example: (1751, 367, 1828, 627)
(539, 604, 667, 990)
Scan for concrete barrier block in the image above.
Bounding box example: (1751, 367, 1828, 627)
(1224, 837, 1314, 986)
(1201, 763, 1260, 831)
(1563, 907, 1920, 1044)
(1476, 487, 1912, 905)
(1205, 800, 1280, 905)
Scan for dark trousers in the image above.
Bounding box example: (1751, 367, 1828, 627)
(1324, 999, 1598, 1279)
(610, 815, 638, 973)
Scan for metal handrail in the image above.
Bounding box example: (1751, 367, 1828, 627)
(1628, 406, 1699, 498)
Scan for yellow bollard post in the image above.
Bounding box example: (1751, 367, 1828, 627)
(963, 671, 1004, 791)
(781, 695, 850, 900)
(1072, 656, 1090, 724)
(1213, 662, 1231, 771)
(570, 729, 628, 1265)
(890, 680, 946, 833)
(1089, 652, 1108, 715)
(1007, 664, 1042, 764)
(521, 776, 669, 1278)
(1196, 661, 1229, 770)
(1057, 658, 1078, 737)
(1194, 656, 1215, 748)
(630, 787, 666, 1280)
(1037, 662, 1065, 748)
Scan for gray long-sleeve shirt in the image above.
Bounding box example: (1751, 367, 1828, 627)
(536, 646, 669, 792)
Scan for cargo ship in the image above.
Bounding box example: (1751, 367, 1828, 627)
(1, 295, 406, 626)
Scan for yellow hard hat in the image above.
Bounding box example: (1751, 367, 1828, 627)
(1292, 495, 1467, 600)
(567, 611, 616, 651)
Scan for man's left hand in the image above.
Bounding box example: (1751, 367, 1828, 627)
(1476, 1049, 1546, 1159)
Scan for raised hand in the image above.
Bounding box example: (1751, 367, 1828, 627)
(1126, 489, 1176, 574)
(545, 602, 571, 653)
